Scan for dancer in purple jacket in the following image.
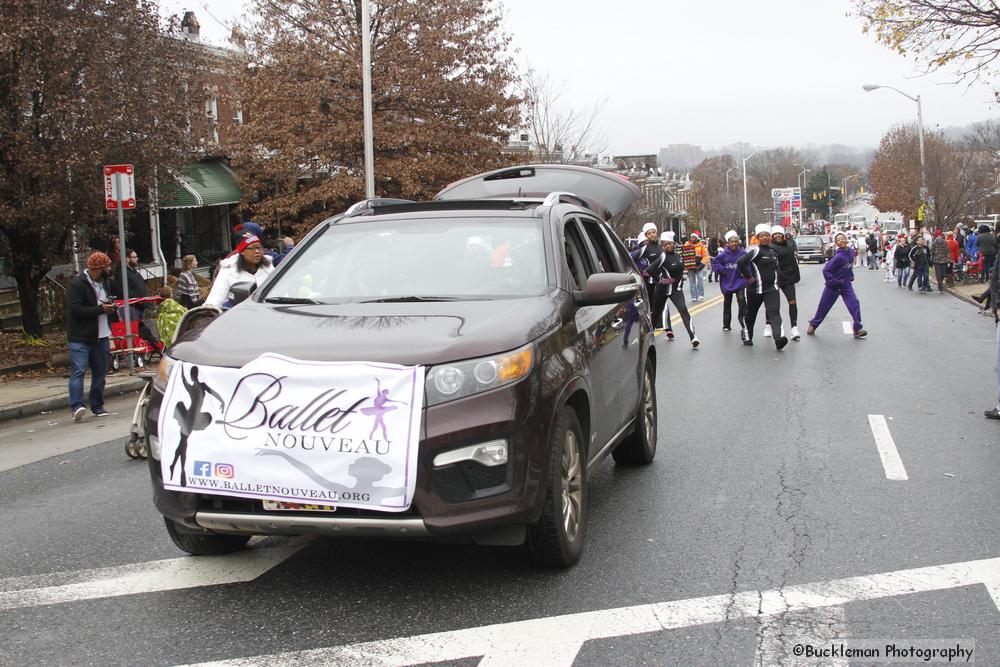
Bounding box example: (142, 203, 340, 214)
(710, 230, 748, 341)
(807, 231, 867, 338)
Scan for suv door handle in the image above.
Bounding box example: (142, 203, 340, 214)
(611, 318, 625, 330)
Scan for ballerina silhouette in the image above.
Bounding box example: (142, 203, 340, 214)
(169, 366, 225, 487)
(360, 377, 407, 440)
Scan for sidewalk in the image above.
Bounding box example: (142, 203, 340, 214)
(0, 372, 146, 422)
(947, 279, 991, 308)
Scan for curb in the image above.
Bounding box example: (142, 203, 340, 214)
(946, 286, 986, 308)
(0, 377, 146, 423)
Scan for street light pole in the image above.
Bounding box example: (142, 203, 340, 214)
(741, 150, 758, 241)
(796, 166, 809, 230)
(862, 83, 927, 203)
(361, 0, 375, 199)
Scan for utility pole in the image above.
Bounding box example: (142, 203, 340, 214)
(827, 169, 833, 222)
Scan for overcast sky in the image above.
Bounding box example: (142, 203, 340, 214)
(162, 0, 998, 154)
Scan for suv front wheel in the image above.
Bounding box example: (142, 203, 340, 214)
(528, 407, 587, 567)
(164, 518, 251, 556)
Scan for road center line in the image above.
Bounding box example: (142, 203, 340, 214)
(183, 555, 1000, 667)
(868, 414, 908, 481)
(0, 537, 309, 611)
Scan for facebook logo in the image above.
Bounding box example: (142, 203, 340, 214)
(193, 461, 214, 477)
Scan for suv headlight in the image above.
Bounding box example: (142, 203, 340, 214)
(155, 355, 177, 393)
(425, 343, 533, 406)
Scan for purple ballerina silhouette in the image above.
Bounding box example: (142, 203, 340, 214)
(360, 377, 406, 440)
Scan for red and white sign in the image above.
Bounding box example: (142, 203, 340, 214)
(104, 164, 136, 209)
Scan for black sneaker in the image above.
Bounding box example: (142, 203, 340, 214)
(743, 339, 753, 346)
(854, 329, 868, 338)
(985, 408, 1000, 420)
(775, 336, 789, 350)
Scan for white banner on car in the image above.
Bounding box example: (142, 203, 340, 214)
(158, 354, 424, 512)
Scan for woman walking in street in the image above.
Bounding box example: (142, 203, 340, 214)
(657, 231, 699, 347)
(807, 231, 867, 338)
(630, 223, 668, 330)
(908, 236, 932, 293)
(770, 225, 801, 340)
(893, 234, 911, 287)
(738, 223, 787, 350)
(931, 230, 951, 294)
(710, 230, 748, 341)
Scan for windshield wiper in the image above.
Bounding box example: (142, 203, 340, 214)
(264, 296, 321, 304)
(360, 296, 458, 303)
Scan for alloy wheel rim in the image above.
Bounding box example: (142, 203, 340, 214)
(642, 371, 655, 444)
(560, 430, 583, 542)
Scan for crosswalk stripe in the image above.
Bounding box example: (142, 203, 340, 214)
(0, 536, 309, 611)
(182, 555, 1000, 667)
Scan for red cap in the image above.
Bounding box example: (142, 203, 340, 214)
(235, 235, 261, 254)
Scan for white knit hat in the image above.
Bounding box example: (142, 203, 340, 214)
(755, 223, 771, 236)
(660, 230, 676, 243)
(771, 225, 785, 235)
(724, 230, 739, 242)
(641, 222, 657, 235)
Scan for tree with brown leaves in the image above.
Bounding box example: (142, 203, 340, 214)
(0, 1, 206, 337)
(229, 0, 522, 234)
(869, 124, 998, 226)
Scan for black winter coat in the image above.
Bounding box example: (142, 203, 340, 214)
(111, 266, 147, 309)
(66, 274, 110, 343)
(772, 239, 800, 286)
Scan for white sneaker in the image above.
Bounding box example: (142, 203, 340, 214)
(73, 406, 86, 423)
(791, 326, 801, 340)
(764, 324, 772, 338)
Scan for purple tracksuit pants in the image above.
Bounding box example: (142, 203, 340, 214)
(809, 283, 863, 332)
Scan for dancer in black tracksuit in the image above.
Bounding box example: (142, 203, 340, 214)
(631, 223, 668, 328)
(656, 231, 699, 348)
(738, 223, 788, 350)
(770, 225, 801, 340)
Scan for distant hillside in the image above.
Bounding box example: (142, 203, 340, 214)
(658, 142, 873, 171)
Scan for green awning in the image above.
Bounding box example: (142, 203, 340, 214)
(158, 160, 242, 209)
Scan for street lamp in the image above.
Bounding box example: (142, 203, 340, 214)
(795, 165, 809, 230)
(361, 0, 375, 198)
(842, 173, 859, 204)
(862, 83, 926, 203)
(742, 150, 758, 241)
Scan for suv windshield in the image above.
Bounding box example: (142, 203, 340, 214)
(264, 217, 548, 302)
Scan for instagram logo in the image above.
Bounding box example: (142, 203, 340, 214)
(214, 463, 235, 479)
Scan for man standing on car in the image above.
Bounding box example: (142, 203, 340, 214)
(66, 252, 117, 422)
(738, 223, 788, 350)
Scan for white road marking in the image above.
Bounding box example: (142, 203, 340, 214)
(756, 606, 848, 667)
(183, 555, 1000, 667)
(842, 321, 852, 335)
(868, 414, 908, 481)
(0, 537, 308, 611)
(985, 583, 1000, 613)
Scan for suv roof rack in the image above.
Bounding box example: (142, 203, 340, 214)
(338, 199, 542, 219)
(343, 197, 416, 217)
(540, 191, 595, 213)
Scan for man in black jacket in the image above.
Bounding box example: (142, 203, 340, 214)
(67, 252, 117, 422)
(977, 224, 996, 284)
(112, 249, 147, 321)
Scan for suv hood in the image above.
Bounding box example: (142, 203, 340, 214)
(435, 164, 641, 221)
(170, 297, 561, 368)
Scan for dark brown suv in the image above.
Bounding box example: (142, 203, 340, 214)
(146, 165, 658, 567)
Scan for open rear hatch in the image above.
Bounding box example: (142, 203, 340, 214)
(435, 165, 641, 221)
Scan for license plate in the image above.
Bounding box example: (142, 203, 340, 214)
(262, 499, 337, 512)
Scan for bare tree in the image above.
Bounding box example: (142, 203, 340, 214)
(520, 68, 607, 163)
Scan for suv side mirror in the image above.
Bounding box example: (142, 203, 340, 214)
(228, 281, 257, 306)
(575, 273, 639, 307)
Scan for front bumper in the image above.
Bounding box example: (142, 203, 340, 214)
(145, 368, 552, 541)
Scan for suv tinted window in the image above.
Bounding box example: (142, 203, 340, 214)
(577, 217, 624, 273)
(563, 222, 592, 291)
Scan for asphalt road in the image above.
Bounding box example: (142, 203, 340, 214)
(0, 263, 997, 666)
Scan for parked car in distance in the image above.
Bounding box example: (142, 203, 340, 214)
(146, 164, 658, 568)
(795, 235, 826, 263)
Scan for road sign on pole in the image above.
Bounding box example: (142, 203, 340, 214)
(104, 164, 135, 210)
(103, 164, 135, 371)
